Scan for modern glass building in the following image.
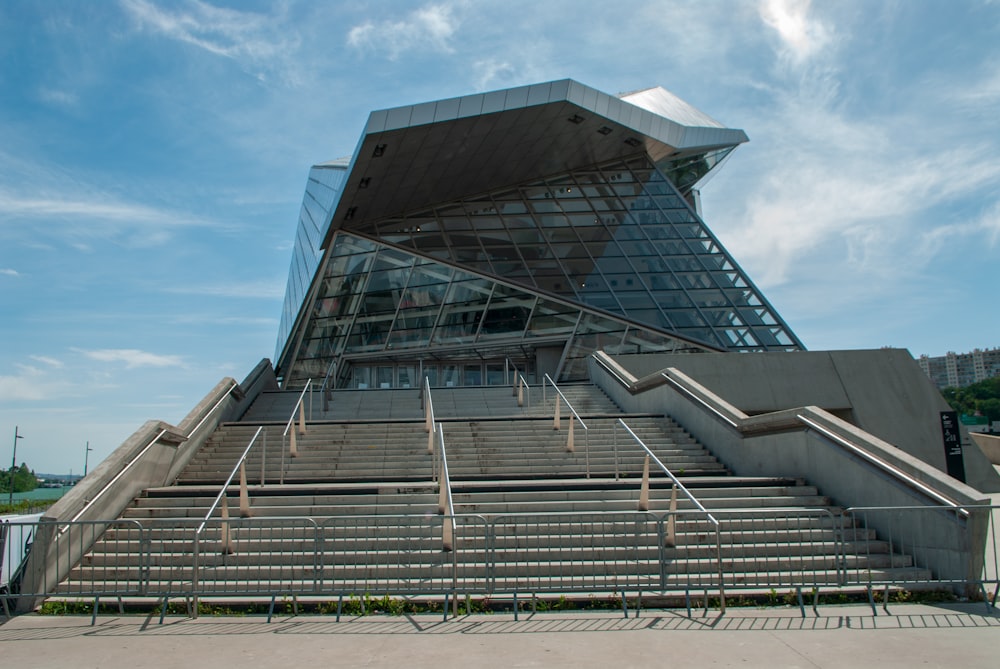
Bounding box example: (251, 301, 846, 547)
(275, 80, 803, 389)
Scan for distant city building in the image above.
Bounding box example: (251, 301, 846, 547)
(917, 347, 1000, 388)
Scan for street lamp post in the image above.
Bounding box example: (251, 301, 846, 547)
(8, 425, 24, 507)
(84, 441, 93, 477)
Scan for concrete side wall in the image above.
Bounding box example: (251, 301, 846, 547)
(15, 363, 278, 612)
(588, 354, 991, 588)
(607, 350, 1000, 493)
(971, 433, 1000, 466)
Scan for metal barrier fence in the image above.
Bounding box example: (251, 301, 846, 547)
(3, 505, 998, 620)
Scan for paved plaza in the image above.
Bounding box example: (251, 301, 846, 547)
(2, 602, 999, 668)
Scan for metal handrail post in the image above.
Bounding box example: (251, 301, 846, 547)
(714, 523, 726, 612)
(516, 373, 530, 409)
(259, 429, 267, 486)
(191, 533, 201, 618)
(613, 421, 619, 480)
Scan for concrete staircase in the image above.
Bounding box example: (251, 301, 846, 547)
(55, 383, 932, 600)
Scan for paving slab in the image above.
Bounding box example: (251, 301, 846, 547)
(2, 603, 999, 668)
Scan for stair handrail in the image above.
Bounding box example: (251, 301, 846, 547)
(191, 425, 264, 615)
(319, 359, 337, 393)
(652, 370, 974, 516)
(435, 423, 456, 552)
(505, 357, 520, 386)
(320, 360, 337, 412)
(615, 418, 717, 523)
(515, 373, 531, 409)
(542, 374, 591, 475)
(616, 417, 726, 611)
(280, 379, 313, 482)
(196, 426, 264, 535)
(542, 374, 589, 428)
(422, 376, 439, 476)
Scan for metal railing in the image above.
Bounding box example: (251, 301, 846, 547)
(423, 376, 438, 468)
(652, 368, 975, 515)
(840, 505, 999, 613)
(542, 374, 591, 474)
(614, 418, 726, 610)
(797, 415, 970, 516)
(435, 425, 457, 560)
(281, 380, 313, 482)
(505, 358, 531, 409)
(191, 426, 265, 614)
(6, 505, 999, 622)
(320, 360, 338, 412)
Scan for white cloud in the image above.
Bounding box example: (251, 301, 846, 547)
(1, 268, 19, 276)
(29, 355, 64, 369)
(0, 364, 72, 401)
(75, 348, 185, 369)
(759, 0, 833, 64)
(347, 3, 459, 60)
(37, 87, 79, 108)
(0, 191, 208, 228)
(472, 59, 517, 91)
(120, 0, 302, 84)
(916, 200, 1000, 257)
(162, 280, 285, 300)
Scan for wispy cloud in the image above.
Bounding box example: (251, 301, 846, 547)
(347, 3, 460, 60)
(0, 364, 72, 401)
(37, 87, 79, 108)
(29, 355, 64, 368)
(0, 191, 210, 228)
(162, 280, 285, 300)
(74, 348, 185, 369)
(119, 0, 302, 84)
(1, 268, 19, 277)
(759, 0, 834, 64)
(472, 59, 516, 91)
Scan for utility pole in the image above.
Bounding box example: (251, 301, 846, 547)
(8, 425, 24, 506)
(84, 441, 93, 477)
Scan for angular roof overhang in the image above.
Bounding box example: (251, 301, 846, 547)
(321, 79, 747, 250)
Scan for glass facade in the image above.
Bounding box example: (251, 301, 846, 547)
(276, 161, 349, 362)
(280, 154, 801, 388)
(274, 80, 804, 389)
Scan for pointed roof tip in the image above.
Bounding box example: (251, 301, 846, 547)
(620, 86, 726, 129)
(315, 157, 351, 168)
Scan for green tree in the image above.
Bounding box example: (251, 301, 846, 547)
(0, 462, 38, 494)
(942, 377, 1000, 424)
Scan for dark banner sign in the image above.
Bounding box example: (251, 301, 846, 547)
(939, 411, 966, 483)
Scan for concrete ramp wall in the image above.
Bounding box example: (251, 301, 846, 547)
(604, 349, 999, 493)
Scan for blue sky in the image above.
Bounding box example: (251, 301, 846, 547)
(1, 0, 998, 474)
